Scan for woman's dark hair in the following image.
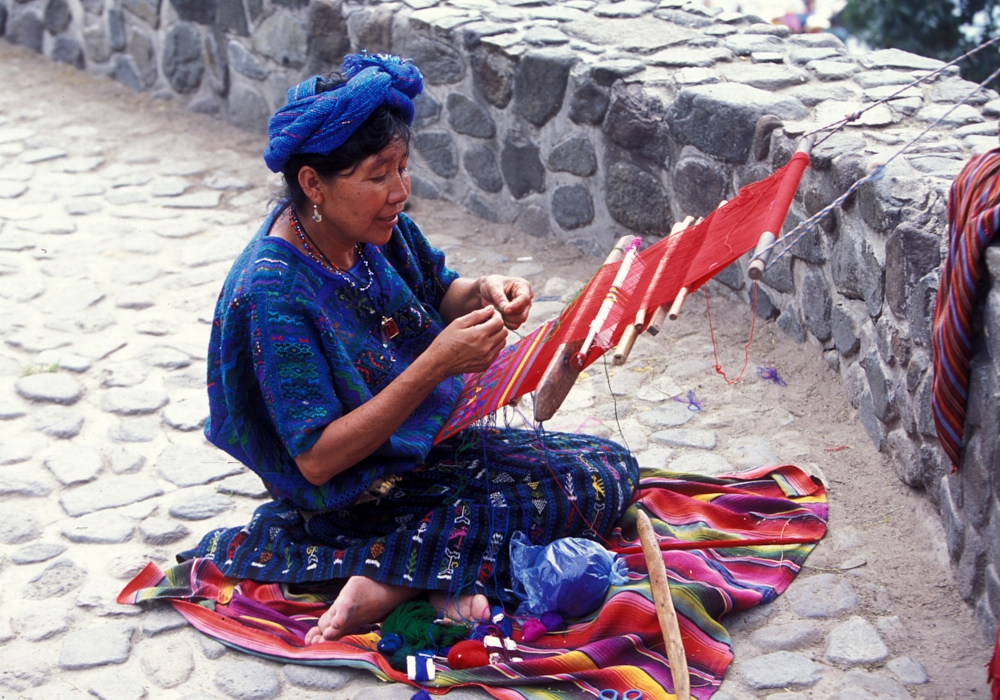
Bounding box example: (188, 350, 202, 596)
(280, 74, 412, 210)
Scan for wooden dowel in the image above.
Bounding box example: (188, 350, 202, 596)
(645, 306, 669, 336)
(636, 509, 690, 700)
(533, 234, 635, 423)
(667, 287, 689, 321)
(612, 322, 640, 365)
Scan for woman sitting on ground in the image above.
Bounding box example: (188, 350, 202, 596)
(186, 53, 639, 645)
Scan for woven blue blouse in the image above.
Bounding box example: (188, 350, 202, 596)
(204, 205, 461, 512)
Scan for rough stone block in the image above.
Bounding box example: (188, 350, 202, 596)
(740, 651, 822, 689)
(958, 526, 986, 603)
(886, 429, 921, 487)
(228, 40, 267, 80)
(251, 10, 306, 68)
(514, 48, 576, 127)
(8, 12, 43, 52)
(960, 433, 992, 528)
(826, 616, 889, 665)
(831, 303, 860, 356)
(216, 0, 248, 35)
(162, 22, 204, 93)
(665, 82, 808, 163)
(861, 351, 896, 423)
(122, 0, 160, 28)
(500, 133, 545, 199)
(858, 388, 887, 451)
(51, 36, 86, 69)
(672, 152, 727, 218)
(59, 622, 136, 670)
(940, 475, 965, 560)
(406, 35, 464, 85)
(446, 93, 495, 138)
(885, 223, 941, 319)
(306, 0, 349, 74)
(214, 660, 280, 699)
(551, 184, 594, 230)
(547, 133, 596, 177)
(832, 220, 884, 318)
(568, 77, 609, 125)
(228, 82, 269, 134)
(414, 131, 459, 178)
(786, 573, 860, 618)
(777, 304, 806, 343)
(749, 621, 822, 652)
(469, 44, 516, 108)
(605, 162, 671, 234)
(44, 0, 71, 33)
(800, 265, 832, 341)
(463, 145, 503, 194)
(24, 558, 85, 599)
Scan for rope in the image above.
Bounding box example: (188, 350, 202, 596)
(760, 63, 1000, 271)
(806, 34, 1000, 149)
(706, 281, 759, 384)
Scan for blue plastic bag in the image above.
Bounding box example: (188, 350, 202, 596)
(509, 531, 628, 617)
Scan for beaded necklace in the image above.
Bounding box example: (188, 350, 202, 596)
(288, 205, 400, 344)
(288, 206, 373, 292)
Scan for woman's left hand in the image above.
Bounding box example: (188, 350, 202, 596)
(478, 275, 533, 330)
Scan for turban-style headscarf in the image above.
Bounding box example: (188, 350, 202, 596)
(263, 53, 423, 173)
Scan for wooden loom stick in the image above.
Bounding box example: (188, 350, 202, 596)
(748, 137, 814, 280)
(646, 216, 696, 336)
(533, 235, 636, 422)
(636, 509, 691, 700)
(667, 201, 728, 321)
(571, 238, 642, 369)
(612, 215, 690, 364)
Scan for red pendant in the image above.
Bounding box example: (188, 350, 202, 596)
(381, 316, 400, 340)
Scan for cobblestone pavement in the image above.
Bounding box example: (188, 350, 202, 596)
(0, 43, 991, 700)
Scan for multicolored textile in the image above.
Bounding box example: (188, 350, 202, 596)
(205, 207, 460, 514)
(181, 428, 638, 596)
(263, 53, 423, 172)
(121, 464, 828, 700)
(931, 145, 1000, 468)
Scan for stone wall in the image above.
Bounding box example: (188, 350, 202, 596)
(4, 0, 1000, 638)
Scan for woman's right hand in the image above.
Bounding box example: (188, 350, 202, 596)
(428, 305, 507, 377)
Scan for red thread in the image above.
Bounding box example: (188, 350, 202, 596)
(706, 282, 758, 385)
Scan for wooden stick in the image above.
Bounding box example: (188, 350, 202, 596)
(612, 322, 640, 366)
(532, 235, 635, 423)
(665, 205, 723, 322)
(636, 509, 690, 700)
(644, 216, 697, 337)
(667, 287, 689, 321)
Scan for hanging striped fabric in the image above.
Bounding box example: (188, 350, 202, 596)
(930, 143, 1000, 469)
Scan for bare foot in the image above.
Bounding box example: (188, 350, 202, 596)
(304, 576, 419, 645)
(428, 591, 491, 623)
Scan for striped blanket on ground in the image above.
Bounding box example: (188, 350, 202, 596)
(119, 464, 827, 700)
(931, 145, 1000, 469)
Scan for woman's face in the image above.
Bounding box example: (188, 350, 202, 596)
(315, 137, 410, 248)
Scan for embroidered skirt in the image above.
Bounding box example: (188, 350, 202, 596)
(182, 428, 639, 602)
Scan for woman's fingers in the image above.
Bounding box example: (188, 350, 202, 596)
(480, 275, 533, 329)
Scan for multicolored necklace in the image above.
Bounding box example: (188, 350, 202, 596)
(288, 205, 399, 344)
(288, 205, 373, 292)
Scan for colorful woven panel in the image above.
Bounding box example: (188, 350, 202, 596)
(119, 464, 827, 700)
(434, 153, 812, 441)
(931, 145, 1000, 469)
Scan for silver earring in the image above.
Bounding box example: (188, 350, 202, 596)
(312, 204, 322, 223)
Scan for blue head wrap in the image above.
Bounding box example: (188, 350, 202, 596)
(263, 53, 423, 173)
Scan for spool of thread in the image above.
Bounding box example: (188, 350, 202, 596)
(447, 639, 490, 669)
(407, 653, 435, 682)
(490, 606, 513, 637)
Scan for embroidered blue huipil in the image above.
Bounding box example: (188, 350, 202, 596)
(204, 206, 461, 512)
